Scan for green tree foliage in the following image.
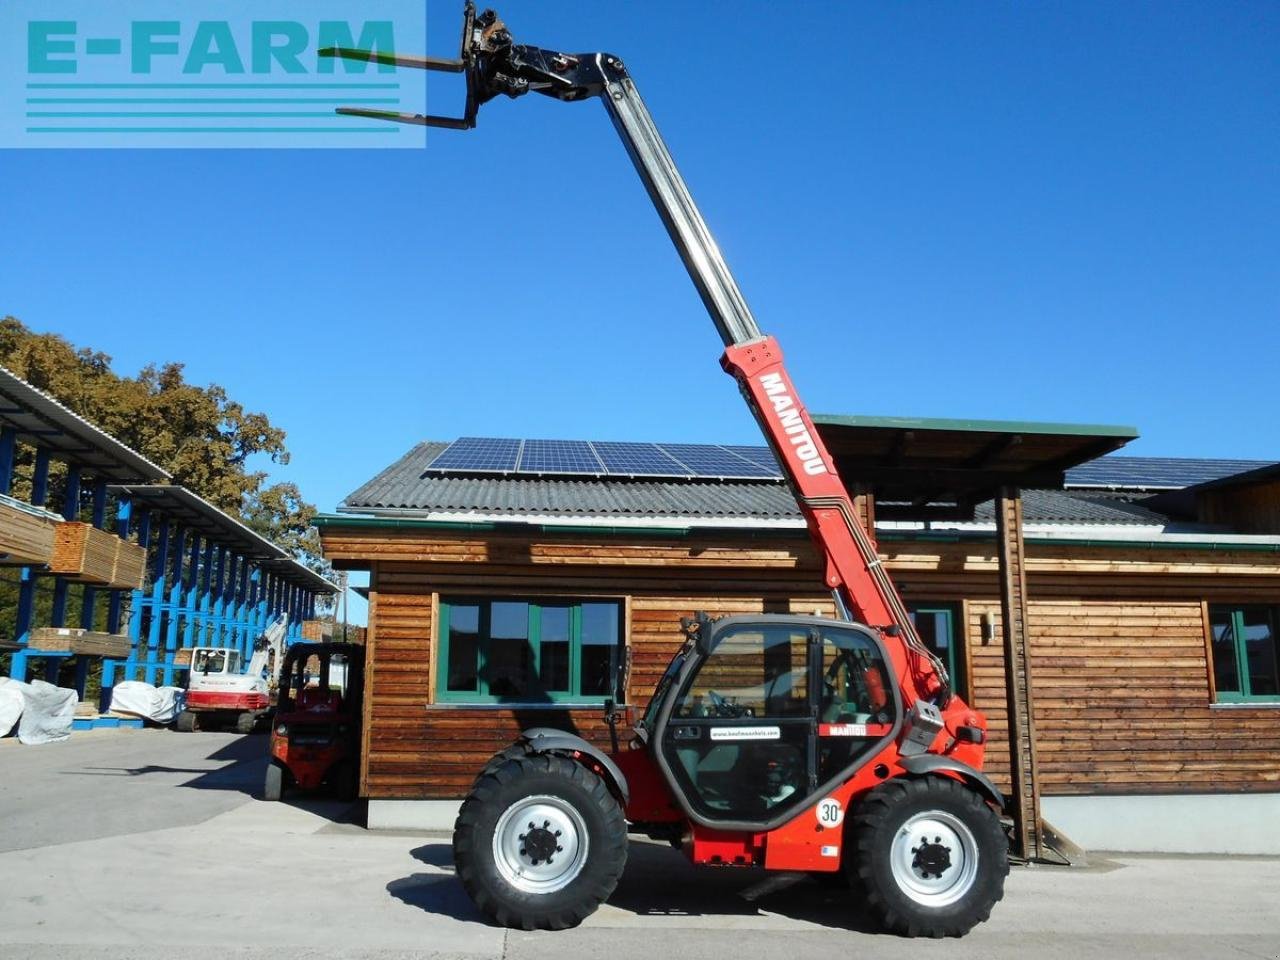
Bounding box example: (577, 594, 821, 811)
(0, 316, 322, 565)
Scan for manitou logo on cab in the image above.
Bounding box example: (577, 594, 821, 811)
(758, 372, 828, 476)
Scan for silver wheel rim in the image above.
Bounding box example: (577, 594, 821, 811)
(492, 794, 589, 895)
(890, 810, 979, 907)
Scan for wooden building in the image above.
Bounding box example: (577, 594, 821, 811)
(318, 427, 1280, 854)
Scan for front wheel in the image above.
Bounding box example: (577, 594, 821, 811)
(263, 762, 284, 801)
(453, 753, 628, 930)
(849, 776, 1008, 938)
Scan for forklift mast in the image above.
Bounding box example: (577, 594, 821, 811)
(321, 4, 953, 717)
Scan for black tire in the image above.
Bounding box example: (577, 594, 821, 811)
(453, 753, 628, 930)
(263, 762, 284, 801)
(848, 776, 1008, 938)
(175, 710, 198, 733)
(476, 743, 528, 780)
(234, 712, 257, 735)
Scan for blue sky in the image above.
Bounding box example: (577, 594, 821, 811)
(2, 1, 1277, 620)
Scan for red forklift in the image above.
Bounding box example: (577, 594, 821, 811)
(324, 5, 1009, 938)
(263, 643, 364, 802)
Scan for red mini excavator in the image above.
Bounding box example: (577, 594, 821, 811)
(324, 5, 1009, 938)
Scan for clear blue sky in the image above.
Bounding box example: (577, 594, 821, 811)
(2, 2, 1277, 618)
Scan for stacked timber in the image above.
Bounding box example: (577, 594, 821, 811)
(110, 539, 147, 590)
(29, 626, 132, 658)
(50, 522, 120, 584)
(0, 494, 59, 566)
(302, 619, 333, 641)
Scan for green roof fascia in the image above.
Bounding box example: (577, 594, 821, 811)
(313, 514, 1280, 553)
(811, 413, 1139, 439)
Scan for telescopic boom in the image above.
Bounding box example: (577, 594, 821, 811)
(321, 4, 955, 726)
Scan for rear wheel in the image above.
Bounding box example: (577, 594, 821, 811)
(453, 753, 628, 930)
(234, 711, 257, 735)
(175, 710, 198, 733)
(263, 762, 284, 801)
(849, 776, 1008, 938)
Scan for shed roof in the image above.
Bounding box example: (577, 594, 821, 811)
(0, 365, 170, 482)
(338, 441, 1168, 529)
(810, 414, 1137, 518)
(109, 484, 336, 594)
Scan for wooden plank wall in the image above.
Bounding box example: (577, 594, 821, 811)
(324, 527, 1280, 801)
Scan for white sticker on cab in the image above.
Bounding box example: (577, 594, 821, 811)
(709, 726, 781, 741)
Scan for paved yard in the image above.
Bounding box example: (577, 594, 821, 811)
(1, 729, 1278, 960)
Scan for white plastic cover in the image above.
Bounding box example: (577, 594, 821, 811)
(109, 681, 186, 723)
(0, 677, 77, 744)
(0, 683, 23, 738)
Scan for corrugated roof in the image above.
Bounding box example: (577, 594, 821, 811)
(1065, 455, 1273, 491)
(340, 441, 1169, 527)
(0, 365, 171, 482)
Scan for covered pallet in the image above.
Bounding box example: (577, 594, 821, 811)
(50, 522, 144, 588)
(0, 494, 58, 566)
(29, 627, 131, 658)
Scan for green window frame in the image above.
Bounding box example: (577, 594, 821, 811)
(1208, 604, 1280, 704)
(437, 597, 623, 705)
(907, 601, 966, 698)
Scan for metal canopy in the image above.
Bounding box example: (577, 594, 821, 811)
(108, 484, 336, 594)
(811, 414, 1138, 520)
(0, 366, 170, 482)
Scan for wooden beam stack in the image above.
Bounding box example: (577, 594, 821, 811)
(0, 498, 58, 567)
(111, 539, 148, 590)
(29, 627, 131, 658)
(51, 522, 120, 584)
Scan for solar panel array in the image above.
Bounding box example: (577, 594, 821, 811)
(1065, 455, 1274, 490)
(424, 437, 784, 480)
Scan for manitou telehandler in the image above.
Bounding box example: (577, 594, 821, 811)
(324, 4, 1009, 938)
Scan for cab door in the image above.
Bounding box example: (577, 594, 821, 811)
(657, 619, 896, 828)
(659, 622, 816, 824)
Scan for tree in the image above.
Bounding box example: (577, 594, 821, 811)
(0, 316, 323, 568)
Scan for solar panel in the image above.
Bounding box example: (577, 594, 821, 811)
(425, 437, 793, 480)
(518, 439, 604, 474)
(659, 443, 780, 479)
(592, 441, 688, 477)
(723, 444, 783, 475)
(1065, 456, 1272, 490)
(426, 437, 520, 472)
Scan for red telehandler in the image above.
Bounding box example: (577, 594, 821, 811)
(323, 4, 1009, 938)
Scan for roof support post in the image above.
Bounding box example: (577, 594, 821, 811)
(233, 560, 251, 660)
(996, 486, 1045, 862)
(49, 464, 82, 630)
(78, 479, 108, 633)
(0, 426, 16, 495)
(205, 544, 226, 647)
(9, 449, 52, 682)
(100, 495, 133, 709)
(141, 513, 169, 684)
(121, 507, 151, 683)
(161, 525, 188, 686)
(180, 533, 203, 652)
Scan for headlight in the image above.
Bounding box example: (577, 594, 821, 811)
(275, 724, 288, 735)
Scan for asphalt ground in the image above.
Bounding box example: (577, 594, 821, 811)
(1, 729, 1278, 960)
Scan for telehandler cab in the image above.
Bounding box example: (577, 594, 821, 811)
(323, 4, 1010, 937)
